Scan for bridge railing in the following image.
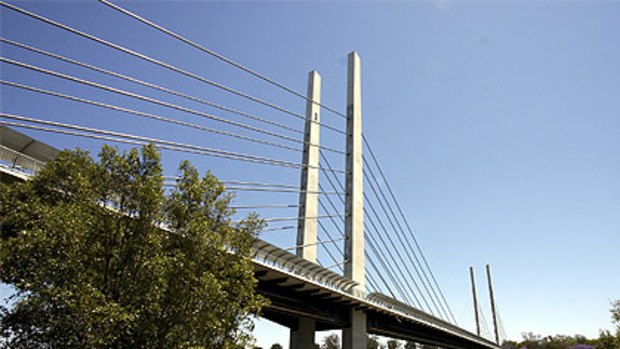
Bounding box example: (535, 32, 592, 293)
(0, 144, 46, 174)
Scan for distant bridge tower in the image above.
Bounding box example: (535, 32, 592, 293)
(486, 264, 500, 345)
(470, 266, 481, 336)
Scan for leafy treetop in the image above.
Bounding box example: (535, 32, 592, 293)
(0, 145, 266, 349)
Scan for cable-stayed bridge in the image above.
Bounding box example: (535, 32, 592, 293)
(0, 1, 505, 348)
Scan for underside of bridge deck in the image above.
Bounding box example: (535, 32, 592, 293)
(256, 267, 350, 331)
(253, 264, 498, 349)
(368, 311, 488, 349)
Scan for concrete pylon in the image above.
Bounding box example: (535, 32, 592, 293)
(470, 266, 481, 336)
(296, 70, 321, 261)
(486, 264, 500, 345)
(290, 70, 321, 349)
(343, 51, 367, 349)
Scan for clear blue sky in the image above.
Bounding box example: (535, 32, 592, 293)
(2, 0, 619, 346)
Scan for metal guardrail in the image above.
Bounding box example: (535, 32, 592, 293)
(0, 144, 46, 174)
(253, 239, 360, 294)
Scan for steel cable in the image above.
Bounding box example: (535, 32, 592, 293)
(317, 191, 398, 300)
(1, 120, 301, 168)
(0, 114, 344, 173)
(98, 0, 348, 121)
(363, 135, 458, 323)
(0, 2, 346, 135)
(317, 171, 416, 307)
(0, 37, 304, 136)
(318, 151, 424, 308)
(363, 157, 451, 321)
(363, 165, 443, 319)
(1, 80, 303, 153)
(0, 58, 344, 155)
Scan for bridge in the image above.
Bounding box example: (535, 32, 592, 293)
(1, 1, 505, 348)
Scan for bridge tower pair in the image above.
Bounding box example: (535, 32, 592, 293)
(290, 52, 366, 349)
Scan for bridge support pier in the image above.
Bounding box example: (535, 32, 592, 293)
(289, 317, 316, 349)
(343, 51, 367, 349)
(343, 309, 367, 349)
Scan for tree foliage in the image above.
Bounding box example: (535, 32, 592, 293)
(404, 341, 417, 349)
(0, 145, 266, 349)
(321, 333, 341, 349)
(500, 329, 620, 349)
(387, 339, 401, 349)
(501, 301, 620, 349)
(612, 300, 620, 332)
(368, 335, 384, 349)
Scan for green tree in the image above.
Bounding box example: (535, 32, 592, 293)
(501, 340, 518, 349)
(404, 341, 417, 349)
(387, 339, 401, 349)
(270, 344, 283, 349)
(520, 332, 542, 349)
(321, 333, 341, 349)
(596, 330, 620, 349)
(368, 335, 384, 349)
(612, 299, 620, 332)
(0, 145, 266, 349)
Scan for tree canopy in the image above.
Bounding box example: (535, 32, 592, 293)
(368, 335, 383, 349)
(0, 145, 266, 349)
(386, 339, 401, 349)
(612, 300, 620, 332)
(321, 333, 341, 349)
(503, 327, 619, 349)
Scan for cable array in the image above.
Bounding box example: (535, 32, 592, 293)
(360, 136, 458, 323)
(0, 2, 345, 135)
(316, 145, 454, 322)
(491, 298, 507, 343)
(0, 0, 351, 282)
(1, 80, 302, 153)
(479, 308, 493, 341)
(319, 150, 440, 316)
(0, 38, 303, 135)
(497, 311, 507, 343)
(1, 0, 465, 334)
(97, 0, 347, 120)
(1, 57, 344, 155)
